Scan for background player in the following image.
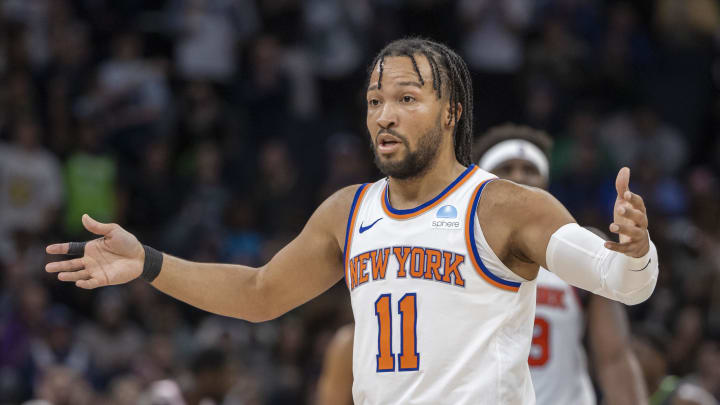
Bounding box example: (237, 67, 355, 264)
(316, 323, 354, 405)
(475, 124, 647, 405)
(315, 123, 649, 405)
(45, 38, 658, 404)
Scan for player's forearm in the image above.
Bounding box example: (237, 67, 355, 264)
(317, 373, 353, 405)
(546, 224, 658, 305)
(597, 350, 649, 405)
(150, 254, 271, 322)
(316, 325, 354, 405)
(589, 297, 648, 405)
(316, 387, 353, 405)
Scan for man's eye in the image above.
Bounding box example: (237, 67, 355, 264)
(402, 96, 415, 103)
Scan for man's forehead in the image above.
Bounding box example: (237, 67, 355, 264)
(368, 55, 433, 90)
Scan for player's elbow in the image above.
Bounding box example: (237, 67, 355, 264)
(243, 302, 284, 323)
(222, 270, 273, 323)
(605, 246, 659, 306)
(238, 301, 277, 323)
(612, 276, 657, 306)
(242, 311, 275, 323)
(244, 306, 286, 323)
(233, 266, 286, 323)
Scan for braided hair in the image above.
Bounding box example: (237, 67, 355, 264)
(367, 38, 474, 166)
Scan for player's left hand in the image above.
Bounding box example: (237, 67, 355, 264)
(605, 167, 650, 258)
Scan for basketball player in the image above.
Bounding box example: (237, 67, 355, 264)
(46, 38, 658, 404)
(475, 124, 647, 405)
(316, 323, 354, 405)
(315, 124, 650, 405)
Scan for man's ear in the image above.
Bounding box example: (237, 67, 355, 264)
(446, 102, 463, 127)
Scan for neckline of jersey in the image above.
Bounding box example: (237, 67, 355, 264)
(381, 164, 478, 220)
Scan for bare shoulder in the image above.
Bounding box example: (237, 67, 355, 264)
(481, 179, 557, 214)
(480, 179, 572, 226)
(311, 184, 366, 245)
(320, 185, 365, 217)
(477, 179, 575, 276)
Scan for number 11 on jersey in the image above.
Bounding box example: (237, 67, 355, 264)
(375, 293, 420, 372)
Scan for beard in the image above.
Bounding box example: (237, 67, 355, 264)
(371, 115, 444, 180)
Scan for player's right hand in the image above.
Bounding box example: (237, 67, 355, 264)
(605, 167, 650, 258)
(46, 214, 144, 289)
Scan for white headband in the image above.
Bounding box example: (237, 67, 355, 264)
(478, 139, 549, 179)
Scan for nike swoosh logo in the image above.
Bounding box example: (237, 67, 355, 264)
(359, 218, 382, 234)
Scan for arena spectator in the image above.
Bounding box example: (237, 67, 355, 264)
(61, 121, 121, 236)
(170, 0, 260, 83)
(25, 306, 92, 385)
(599, 104, 688, 176)
(0, 118, 62, 261)
(458, 0, 533, 128)
(77, 289, 145, 388)
(24, 365, 96, 405)
(0, 280, 50, 399)
(164, 140, 228, 259)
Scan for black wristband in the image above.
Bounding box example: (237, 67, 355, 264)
(141, 245, 163, 282)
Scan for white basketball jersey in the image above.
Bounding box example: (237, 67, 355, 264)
(529, 269, 596, 405)
(344, 165, 537, 405)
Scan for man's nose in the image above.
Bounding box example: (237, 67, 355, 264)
(376, 104, 397, 129)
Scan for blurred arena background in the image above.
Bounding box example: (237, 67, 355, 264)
(0, 0, 719, 404)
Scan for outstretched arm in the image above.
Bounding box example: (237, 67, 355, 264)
(46, 185, 360, 322)
(588, 295, 648, 405)
(482, 167, 658, 305)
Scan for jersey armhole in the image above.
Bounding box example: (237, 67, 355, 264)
(464, 179, 523, 292)
(343, 184, 369, 290)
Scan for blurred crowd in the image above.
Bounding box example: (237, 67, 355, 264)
(0, 0, 719, 404)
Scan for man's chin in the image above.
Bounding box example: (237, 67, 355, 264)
(374, 149, 402, 166)
(375, 153, 401, 165)
(375, 159, 421, 180)
(374, 154, 400, 168)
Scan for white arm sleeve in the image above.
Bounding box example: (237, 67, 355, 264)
(545, 223, 658, 305)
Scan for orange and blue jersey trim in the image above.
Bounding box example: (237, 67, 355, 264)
(465, 179, 522, 292)
(382, 164, 478, 220)
(344, 183, 370, 289)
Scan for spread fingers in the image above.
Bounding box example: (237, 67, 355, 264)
(609, 222, 646, 240)
(616, 205, 648, 228)
(623, 191, 647, 214)
(45, 258, 85, 273)
(58, 270, 91, 282)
